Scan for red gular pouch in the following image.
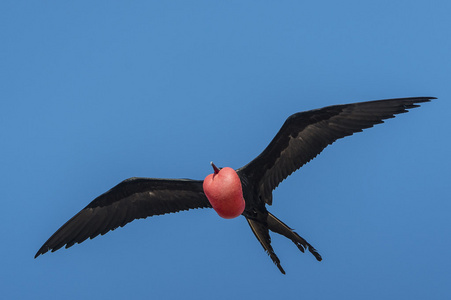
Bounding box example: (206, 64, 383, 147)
(203, 163, 245, 219)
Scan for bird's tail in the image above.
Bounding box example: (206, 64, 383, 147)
(246, 217, 286, 274)
(267, 212, 322, 261)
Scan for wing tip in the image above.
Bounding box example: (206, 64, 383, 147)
(34, 245, 49, 259)
(406, 96, 436, 105)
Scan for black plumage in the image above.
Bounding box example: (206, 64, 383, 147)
(35, 97, 434, 274)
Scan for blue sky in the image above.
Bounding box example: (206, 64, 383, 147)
(1, 1, 450, 299)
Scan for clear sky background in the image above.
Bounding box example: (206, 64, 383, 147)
(1, 1, 450, 299)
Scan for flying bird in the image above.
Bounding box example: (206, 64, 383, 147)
(35, 97, 434, 274)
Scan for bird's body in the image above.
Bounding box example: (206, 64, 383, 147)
(35, 97, 434, 274)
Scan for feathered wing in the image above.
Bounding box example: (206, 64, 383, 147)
(238, 97, 434, 205)
(35, 178, 211, 258)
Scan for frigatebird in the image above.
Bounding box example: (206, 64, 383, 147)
(35, 97, 434, 274)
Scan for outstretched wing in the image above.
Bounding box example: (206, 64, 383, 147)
(238, 97, 434, 205)
(35, 178, 211, 258)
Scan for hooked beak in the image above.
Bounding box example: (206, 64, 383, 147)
(210, 162, 220, 174)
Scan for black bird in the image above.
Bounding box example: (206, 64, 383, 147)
(35, 97, 434, 274)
